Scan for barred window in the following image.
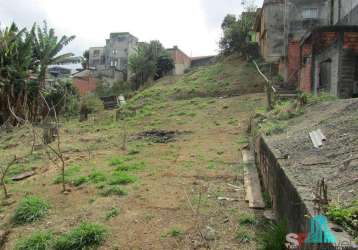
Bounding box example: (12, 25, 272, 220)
(302, 8, 318, 19)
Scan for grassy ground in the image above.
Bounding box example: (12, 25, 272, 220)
(0, 56, 266, 249)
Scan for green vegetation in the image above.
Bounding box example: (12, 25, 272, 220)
(105, 207, 120, 220)
(15, 231, 53, 250)
(99, 186, 127, 197)
(54, 223, 107, 250)
(164, 227, 184, 238)
(327, 200, 358, 239)
(109, 172, 137, 185)
(235, 228, 254, 243)
(12, 196, 50, 224)
(88, 170, 107, 184)
(53, 164, 81, 185)
(258, 220, 287, 250)
(238, 213, 257, 225)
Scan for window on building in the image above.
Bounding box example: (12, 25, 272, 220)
(93, 50, 100, 56)
(302, 8, 318, 19)
(113, 49, 117, 55)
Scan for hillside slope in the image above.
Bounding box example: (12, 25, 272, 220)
(0, 57, 266, 249)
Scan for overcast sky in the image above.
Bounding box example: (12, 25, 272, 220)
(0, 0, 263, 60)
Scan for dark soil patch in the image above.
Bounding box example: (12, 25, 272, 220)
(137, 130, 178, 143)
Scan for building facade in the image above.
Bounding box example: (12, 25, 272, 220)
(89, 32, 138, 81)
(166, 46, 191, 75)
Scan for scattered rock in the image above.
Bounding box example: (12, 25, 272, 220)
(202, 226, 216, 241)
(11, 171, 35, 181)
(263, 210, 276, 221)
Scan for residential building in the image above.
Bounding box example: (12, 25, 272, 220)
(89, 32, 138, 81)
(48, 66, 72, 78)
(72, 69, 97, 96)
(167, 46, 191, 75)
(191, 56, 216, 68)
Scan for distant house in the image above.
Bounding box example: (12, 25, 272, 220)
(166, 46, 191, 75)
(89, 32, 138, 81)
(48, 66, 72, 78)
(72, 70, 97, 96)
(190, 56, 216, 68)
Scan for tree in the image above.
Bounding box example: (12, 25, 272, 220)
(129, 40, 174, 89)
(219, 10, 257, 58)
(81, 50, 89, 69)
(31, 22, 79, 118)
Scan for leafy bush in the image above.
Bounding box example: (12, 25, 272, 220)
(327, 200, 358, 237)
(53, 223, 107, 250)
(15, 230, 53, 250)
(109, 172, 137, 185)
(80, 94, 104, 114)
(259, 120, 287, 136)
(72, 176, 88, 187)
(99, 186, 127, 197)
(13, 196, 50, 224)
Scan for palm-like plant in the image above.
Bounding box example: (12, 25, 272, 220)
(31, 22, 79, 88)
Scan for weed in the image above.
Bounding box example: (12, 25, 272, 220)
(238, 213, 257, 225)
(105, 207, 119, 220)
(163, 227, 184, 238)
(115, 161, 145, 172)
(99, 185, 127, 197)
(207, 162, 216, 170)
(259, 120, 287, 136)
(258, 220, 287, 250)
(15, 230, 53, 250)
(54, 223, 107, 250)
(53, 164, 81, 184)
(72, 176, 88, 187)
(236, 135, 249, 145)
(13, 196, 49, 224)
(235, 228, 253, 243)
(88, 170, 107, 184)
(128, 149, 140, 155)
(109, 172, 137, 185)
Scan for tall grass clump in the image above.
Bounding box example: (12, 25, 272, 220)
(15, 230, 53, 250)
(12, 196, 50, 224)
(53, 223, 107, 250)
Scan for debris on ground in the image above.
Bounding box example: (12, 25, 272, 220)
(136, 130, 190, 143)
(202, 226, 216, 241)
(11, 171, 35, 181)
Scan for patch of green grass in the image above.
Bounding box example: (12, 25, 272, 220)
(162, 227, 184, 238)
(236, 135, 249, 145)
(235, 228, 254, 243)
(12, 196, 50, 224)
(259, 120, 287, 136)
(15, 230, 53, 250)
(88, 170, 107, 184)
(72, 176, 88, 187)
(54, 223, 107, 250)
(53, 164, 81, 184)
(105, 207, 119, 220)
(114, 161, 145, 172)
(109, 172, 137, 185)
(207, 162, 216, 170)
(238, 213, 257, 225)
(99, 185, 127, 197)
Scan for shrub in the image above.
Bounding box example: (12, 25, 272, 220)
(72, 176, 88, 187)
(109, 172, 137, 185)
(15, 230, 53, 250)
(88, 170, 107, 184)
(54, 223, 107, 250)
(80, 94, 104, 114)
(13, 196, 50, 224)
(99, 186, 127, 197)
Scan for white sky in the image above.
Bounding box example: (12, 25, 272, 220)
(0, 0, 263, 60)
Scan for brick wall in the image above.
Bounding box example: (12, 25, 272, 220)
(287, 41, 301, 85)
(73, 77, 97, 96)
(299, 42, 313, 92)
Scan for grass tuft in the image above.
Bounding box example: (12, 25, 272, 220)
(99, 186, 127, 197)
(53, 223, 107, 250)
(12, 196, 49, 224)
(109, 172, 137, 185)
(15, 230, 53, 250)
(105, 207, 120, 220)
